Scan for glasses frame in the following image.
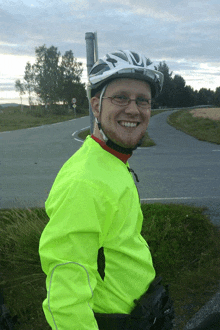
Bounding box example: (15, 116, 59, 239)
(102, 95, 152, 109)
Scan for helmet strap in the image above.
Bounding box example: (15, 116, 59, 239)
(96, 84, 108, 142)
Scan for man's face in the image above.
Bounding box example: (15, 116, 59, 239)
(91, 78, 152, 149)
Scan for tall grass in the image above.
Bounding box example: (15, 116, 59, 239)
(0, 208, 49, 329)
(141, 203, 220, 329)
(0, 204, 220, 329)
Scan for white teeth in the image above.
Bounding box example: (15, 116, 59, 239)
(119, 121, 138, 128)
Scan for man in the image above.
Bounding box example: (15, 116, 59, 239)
(39, 50, 173, 329)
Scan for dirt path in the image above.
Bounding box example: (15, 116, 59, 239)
(190, 108, 220, 121)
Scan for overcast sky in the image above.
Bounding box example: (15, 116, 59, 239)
(0, 0, 220, 104)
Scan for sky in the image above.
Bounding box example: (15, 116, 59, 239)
(0, 0, 220, 105)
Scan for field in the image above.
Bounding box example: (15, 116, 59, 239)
(190, 108, 220, 121)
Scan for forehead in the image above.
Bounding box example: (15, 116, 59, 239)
(106, 78, 151, 96)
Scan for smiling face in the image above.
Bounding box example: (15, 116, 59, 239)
(91, 78, 152, 149)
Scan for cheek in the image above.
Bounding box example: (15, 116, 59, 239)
(101, 109, 117, 126)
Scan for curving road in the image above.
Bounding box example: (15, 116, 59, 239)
(1, 111, 220, 227)
(131, 110, 220, 228)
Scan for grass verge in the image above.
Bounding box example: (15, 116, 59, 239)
(167, 109, 220, 145)
(0, 204, 220, 329)
(0, 105, 89, 132)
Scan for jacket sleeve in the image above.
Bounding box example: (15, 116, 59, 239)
(39, 179, 112, 329)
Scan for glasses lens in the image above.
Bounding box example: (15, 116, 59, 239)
(111, 96, 129, 106)
(137, 98, 151, 108)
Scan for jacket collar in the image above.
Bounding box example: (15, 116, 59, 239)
(91, 135, 132, 164)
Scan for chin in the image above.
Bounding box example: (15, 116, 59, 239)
(122, 135, 145, 148)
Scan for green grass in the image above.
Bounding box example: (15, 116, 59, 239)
(167, 109, 220, 145)
(0, 105, 89, 132)
(0, 205, 220, 329)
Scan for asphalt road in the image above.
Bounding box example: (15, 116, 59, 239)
(1, 111, 220, 228)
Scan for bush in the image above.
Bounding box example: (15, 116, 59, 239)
(27, 106, 48, 117)
(51, 104, 69, 115)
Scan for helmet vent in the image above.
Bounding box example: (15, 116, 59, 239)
(91, 63, 108, 74)
(112, 52, 128, 61)
(106, 58, 118, 67)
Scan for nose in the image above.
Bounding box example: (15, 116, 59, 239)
(125, 99, 140, 114)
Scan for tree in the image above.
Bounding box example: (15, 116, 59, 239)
(214, 87, 220, 106)
(24, 62, 35, 110)
(15, 79, 25, 111)
(171, 75, 186, 107)
(173, 75, 185, 89)
(197, 88, 214, 105)
(184, 86, 196, 107)
(58, 50, 83, 106)
(154, 61, 174, 107)
(33, 45, 61, 107)
(172, 75, 196, 108)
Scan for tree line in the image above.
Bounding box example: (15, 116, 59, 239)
(15, 45, 220, 115)
(153, 62, 220, 108)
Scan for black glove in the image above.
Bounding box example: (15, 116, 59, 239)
(127, 276, 175, 330)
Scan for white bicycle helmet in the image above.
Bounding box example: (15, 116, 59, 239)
(87, 50, 164, 100)
(87, 50, 164, 153)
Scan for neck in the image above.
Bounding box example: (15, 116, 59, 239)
(105, 139, 134, 154)
(91, 135, 132, 163)
(92, 125, 143, 154)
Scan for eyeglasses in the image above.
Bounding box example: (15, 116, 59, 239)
(102, 95, 151, 109)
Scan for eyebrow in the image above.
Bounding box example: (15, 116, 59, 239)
(111, 90, 150, 98)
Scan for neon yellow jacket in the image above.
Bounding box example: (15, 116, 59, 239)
(39, 135, 155, 330)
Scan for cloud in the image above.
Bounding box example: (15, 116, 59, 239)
(1, 0, 219, 60)
(0, 0, 220, 94)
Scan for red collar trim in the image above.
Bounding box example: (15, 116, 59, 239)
(91, 135, 132, 163)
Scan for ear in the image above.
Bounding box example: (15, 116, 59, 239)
(90, 97, 100, 118)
